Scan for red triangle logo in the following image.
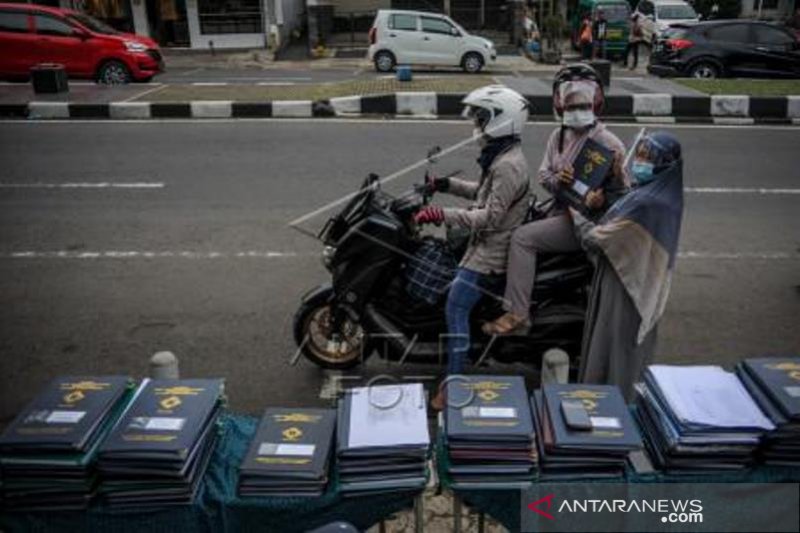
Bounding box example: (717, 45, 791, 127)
(527, 494, 556, 520)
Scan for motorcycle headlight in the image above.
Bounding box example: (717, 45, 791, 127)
(124, 41, 148, 53)
(322, 246, 336, 268)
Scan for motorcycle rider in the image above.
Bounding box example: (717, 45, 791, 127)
(482, 64, 629, 336)
(414, 85, 531, 411)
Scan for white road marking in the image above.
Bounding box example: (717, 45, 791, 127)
(177, 67, 205, 77)
(256, 82, 296, 86)
(0, 182, 165, 189)
(677, 251, 798, 260)
(1, 250, 305, 259)
(122, 83, 168, 102)
(1, 250, 796, 261)
(2, 118, 798, 130)
(191, 82, 229, 86)
(685, 187, 800, 195)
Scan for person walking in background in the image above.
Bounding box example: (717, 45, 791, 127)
(579, 15, 593, 60)
(592, 9, 608, 60)
(626, 13, 644, 70)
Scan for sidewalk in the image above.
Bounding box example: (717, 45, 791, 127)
(159, 48, 571, 74)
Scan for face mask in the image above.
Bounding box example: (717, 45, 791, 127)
(563, 109, 595, 128)
(631, 160, 656, 185)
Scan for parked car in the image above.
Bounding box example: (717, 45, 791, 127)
(367, 9, 496, 73)
(633, 0, 700, 44)
(570, 0, 632, 59)
(648, 20, 800, 78)
(0, 2, 162, 84)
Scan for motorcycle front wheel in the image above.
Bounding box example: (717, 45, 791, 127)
(292, 287, 373, 370)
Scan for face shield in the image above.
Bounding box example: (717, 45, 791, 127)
(631, 133, 680, 185)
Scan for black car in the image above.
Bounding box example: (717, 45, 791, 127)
(648, 19, 800, 78)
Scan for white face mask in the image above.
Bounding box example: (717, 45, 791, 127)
(563, 109, 596, 129)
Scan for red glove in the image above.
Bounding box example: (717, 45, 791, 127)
(414, 205, 445, 225)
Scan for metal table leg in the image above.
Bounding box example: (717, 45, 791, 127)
(415, 492, 424, 533)
(478, 511, 485, 533)
(379, 519, 386, 533)
(453, 495, 462, 533)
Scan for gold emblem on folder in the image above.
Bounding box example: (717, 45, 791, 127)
(64, 390, 85, 404)
(478, 390, 500, 402)
(282, 427, 303, 441)
(160, 396, 182, 410)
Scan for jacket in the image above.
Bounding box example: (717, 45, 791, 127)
(539, 123, 630, 218)
(442, 143, 530, 275)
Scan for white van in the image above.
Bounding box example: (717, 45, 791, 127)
(633, 0, 700, 43)
(367, 9, 496, 73)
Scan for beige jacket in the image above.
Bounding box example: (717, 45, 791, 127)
(442, 144, 530, 275)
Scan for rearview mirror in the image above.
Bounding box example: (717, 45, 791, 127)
(450, 27, 460, 37)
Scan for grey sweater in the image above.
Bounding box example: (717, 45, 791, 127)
(442, 144, 531, 275)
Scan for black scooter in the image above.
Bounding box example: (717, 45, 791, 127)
(293, 159, 593, 371)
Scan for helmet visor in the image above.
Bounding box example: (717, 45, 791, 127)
(463, 105, 493, 131)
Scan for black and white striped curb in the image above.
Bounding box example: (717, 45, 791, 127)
(2, 93, 799, 124)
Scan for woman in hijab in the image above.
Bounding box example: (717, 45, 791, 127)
(572, 131, 684, 400)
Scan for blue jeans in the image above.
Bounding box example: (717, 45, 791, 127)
(445, 268, 501, 375)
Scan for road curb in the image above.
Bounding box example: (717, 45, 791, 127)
(2, 94, 798, 124)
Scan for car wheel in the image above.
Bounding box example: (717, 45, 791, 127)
(688, 60, 720, 79)
(462, 52, 484, 74)
(96, 60, 132, 85)
(373, 51, 396, 73)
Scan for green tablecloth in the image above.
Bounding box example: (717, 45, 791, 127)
(0, 414, 420, 533)
(436, 432, 800, 532)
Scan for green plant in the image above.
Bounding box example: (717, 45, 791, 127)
(542, 14, 566, 50)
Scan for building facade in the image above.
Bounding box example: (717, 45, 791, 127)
(14, 0, 303, 48)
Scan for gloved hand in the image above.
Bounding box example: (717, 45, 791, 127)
(424, 174, 450, 194)
(413, 205, 445, 225)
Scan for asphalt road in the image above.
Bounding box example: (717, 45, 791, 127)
(1, 119, 799, 426)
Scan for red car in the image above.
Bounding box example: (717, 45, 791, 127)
(0, 2, 163, 84)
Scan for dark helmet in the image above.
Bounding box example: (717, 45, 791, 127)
(635, 131, 682, 172)
(552, 63, 605, 117)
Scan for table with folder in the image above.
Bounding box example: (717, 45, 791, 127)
(0, 414, 424, 533)
(438, 415, 800, 533)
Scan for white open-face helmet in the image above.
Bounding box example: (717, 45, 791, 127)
(461, 85, 529, 139)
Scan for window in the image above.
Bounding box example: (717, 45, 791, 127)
(0, 10, 29, 33)
(198, 0, 262, 35)
(34, 14, 76, 37)
(598, 4, 631, 22)
(421, 16, 455, 35)
(755, 0, 779, 9)
(656, 4, 697, 20)
(752, 24, 794, 45)
(67, 13, 118, 35)
(706, 23, 750, 43)
(389, 14, 417, 31)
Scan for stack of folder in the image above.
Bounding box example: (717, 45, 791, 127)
(0, 376, 135, 510)
(531, 384, 642, 480)
(336, 383, 430, 496)
(635, 365, 774, 474)
(239, 408, 335, 497)
(443, 375, 537, 488)
(97, 378, 225, 507)
(736, 357, 800, 466)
